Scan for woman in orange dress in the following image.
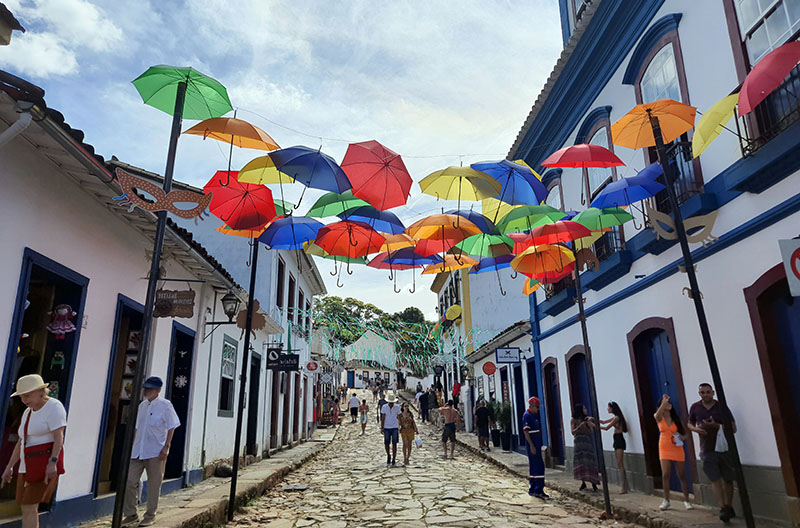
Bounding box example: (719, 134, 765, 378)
(654, 394, 692, 511)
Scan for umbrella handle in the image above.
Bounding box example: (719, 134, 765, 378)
(408, 272, 416, 294)
(346, 261, 354, 275)
(219, 169, 233, 187)
(388, 268, 394, 281)
(510, 270, 518, 280)
(336, 273, 344, 288)
(329, 261, 338, 276)
(393, 275, 402, 294)
(294, 184, 308, 211)
(496, 269, 507, 297)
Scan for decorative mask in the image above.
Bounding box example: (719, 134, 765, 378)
(114, 168, 212, 219)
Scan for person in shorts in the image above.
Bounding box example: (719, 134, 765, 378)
(437, 400, 460, 459)
(359, 399, 369, 435)
(348, 393, 360, 423)
(380, 393, 401, 466)
(474, 399, 493, 451)
(688, 383, 737, 523)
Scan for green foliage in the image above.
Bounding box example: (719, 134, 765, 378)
(496, 401, 513, 433)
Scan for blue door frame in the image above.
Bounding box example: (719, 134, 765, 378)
(543, 360, 565, 463)
(165, 321, 196, 481)
(347, 371, 355, 388)
(513, 364, 525, 454)
(567, 352, 592, 416)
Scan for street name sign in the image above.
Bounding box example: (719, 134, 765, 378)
(495, 347, 521, 364)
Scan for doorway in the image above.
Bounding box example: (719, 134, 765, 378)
(347, 371, 355, 388)
(628, 319, 693, 493)
(246, 353, 262, 456)
(745, 265, 800, 501)
(513, 364, 525, 453)
(165, 322, 195, 480)
(543, 358, 565, 464)
(0, 250, 88, 516)
(281, 372, 291, 445)
(499, 367, 509, 402)
(93, 296, 143, 497)
(270, 370, 280, 449)
(566, 347, 592, 416)
(293, 372, 301, 442)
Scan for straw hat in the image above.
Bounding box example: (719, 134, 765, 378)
(11, 374, 48, 397)
(386, 392, 397, 403)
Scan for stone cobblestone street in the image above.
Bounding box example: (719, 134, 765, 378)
(229, 392, 636, 528)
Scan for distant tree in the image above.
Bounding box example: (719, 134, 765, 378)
(393, 306, 425, 324)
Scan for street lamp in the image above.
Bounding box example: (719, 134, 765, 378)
(221, 291, 241, 322)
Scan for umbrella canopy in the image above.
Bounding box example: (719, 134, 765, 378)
(496, 204, 567, 233)
(341, 140, 412, 210)
(419, 166, 501, 202)
(573, 230, 610, 251)
(482, 197, 521, 224)
(405, 214, 482, 241)
(455, 233, 513, 257)
(305, 242, 368, 264)
(414, 238, 460, 257)
(422, 254, 478, 275)
(541, 144, 625, 168)
(378, 233, 416, 253)
(216, 223, 267, 239)
(338, 205, 405, 235)
(204, 171, 278, 230)
(471, 255, 515, 274)
(692, 94, 739, 158)
(531, 221, 592, 245)
(273, 199, 294, 218)
(508, 232, 535, 254)
(738, 41, 800, 115)
(132, 65, 232, 120)
(589, 165, 666, 208)
(470, 159, 548, 205)
(572, 207, 633, 231)
(511, 244, 575, 275)
(367, 252, 417, 271)
(306, 190, 369, 217)
(522, 277, 542, 295)
(384, 248, 443, 267)
(184, 117, 279, 151)
(238, 155, 295, 185)
(314, 220, 385, 258)
(270, 146, 352, 193)
(444, 209, 498, 234)
(611, 99, 696, 149)
(258, 216, 323, 250)
(532, 261, 576, 283)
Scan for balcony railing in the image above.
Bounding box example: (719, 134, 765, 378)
(545, 275, 575, 300)
(592, 227, 623, 262)
(644, 141, 701, 224)
(736, 63, 800, 157)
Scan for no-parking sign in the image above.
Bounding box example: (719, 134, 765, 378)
(779, 239, 800, 297)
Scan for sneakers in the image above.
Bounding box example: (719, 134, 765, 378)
(138, 518, 156, 527)
(391, 459, 396, 467)
(720, 506, 735, 523)
(684, 501, 693, 510)
(530, 491, 549, 499)
(659, 499, 671, 510)
(121, 516, 139, 527)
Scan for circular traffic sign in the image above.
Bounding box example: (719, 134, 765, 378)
(791, 247, 800, 281)
(306, 361, 319, 372)
(483, 362, 496, 375)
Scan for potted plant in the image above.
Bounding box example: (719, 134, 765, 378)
(487, 400, 502, 447)
(498, 401, 513, 451)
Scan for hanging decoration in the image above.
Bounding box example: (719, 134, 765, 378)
(46, 304, 77, 340)
(114, 168, 212, 218)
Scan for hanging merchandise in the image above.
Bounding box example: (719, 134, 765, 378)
(47, 304, 77, 340)
(50, 350, 65, 370)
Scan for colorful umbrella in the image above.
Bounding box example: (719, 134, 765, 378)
(541, 144, 625, 168)
(238, 155, 295, 185)
(367, 252, 417, 271)
(471, 159, 548, 206)
(611, 99, 696, 149)
(455, 233, 513, 257)
(306, 190, 369, 218)
(413, 238, 460, 257)
(204, 171, 278, 230)
(184, 117, 279, 150)
(530, 221, 592, 245)
(257, 216, 323, 250)
(405, 214, 482, 242)
(132, 65, 232, 120)
(482, 197, 521, 223)
(496, 204, 567, 233)
(216, 223, 267, 239)
(522, 277, 541, 295)
(314, 220, 385, 258)
(270, 146, 352, 194)
(692, 94, 739, 158)
(273, 199, 294, 218)
(508, 232, 535, 254)
(444, 209, 498, 234)
(421, 254, 478, 275)
(378, 233, 416, 253)
(511, 244, 575, 276)
(340, 140, 412, 210)
(572, 207, 633, 231)
(384, 248, 443, 266)
(471, 255, 515, 274)
(738, 41, 800, 115)
(589, 165, 665, 208)
(419, 166, 502, 204)
(532, 261, 575, 283)
(338, 205, 405, 235)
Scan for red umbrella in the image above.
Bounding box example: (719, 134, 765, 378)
(531, 261, 575, 283)
(315, 220, 386, 259)
(204, 171, 277, 230)
(541, 143, 625, 168)
(414, 238, 460, 257)
(367, 252, 417, 270)
(508, 232, 535, 254)
(530, 220, 592, 245)
(341, 140, 412, 210)
(738, 41, 800, 114)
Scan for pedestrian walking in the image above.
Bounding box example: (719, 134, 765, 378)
(398, 403, 419, 465)
(416, 381, 423, 394)
(359, 399, 369, 435)
(654, 394, 692, 510)
(380, 393, 401, 466)
(452, 380, 461, 407)
(523, 397, 548, 498)
(474, 399, 493, 451)
(331, 398, 340, 426)
(438, 400, 460, 459)
(571, 404, 600, 492)
(372, 383, 378, 403)
(600, 401, 629, 494)
(414, 387, 424, 418)
(688, 383, 737, 523)
(420, 388, 430, 423)
(376, 393, 387, 425)
(1, 375, 67, 528)
(349, 392, 360, 423)
(122, 376, 180, 527)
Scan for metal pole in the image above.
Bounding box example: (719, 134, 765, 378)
(227, 240, 260, 521)
(530, 292, 549, 449)
(648, 114, 754, 527)
(112, 80, 187, 528)
(572, 264, 612, 516)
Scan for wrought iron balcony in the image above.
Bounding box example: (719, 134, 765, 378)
(592, 227, 623, 262)
(647, 141, 701, 218)
(545, 275, 575, 300)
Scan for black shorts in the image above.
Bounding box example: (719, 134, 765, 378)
(477, 424, 490, 438)
(350, 407, 358, 417)
(442, 423, 456, 443)
(701, 451, 736, 482)
(613, 433, 626, 450)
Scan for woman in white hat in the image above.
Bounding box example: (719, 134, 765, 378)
(1, 374, 67, 528)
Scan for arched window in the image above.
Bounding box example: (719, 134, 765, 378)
(585, 126, 615, 199)
(640, 44, 682, 103)
(545, 179, 563, 211)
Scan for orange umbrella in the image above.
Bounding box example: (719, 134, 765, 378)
(522, 277, 541, 295)
(184, 117, 280, 150)
(532, 261, 576, 283)
(216, 223, 267, 238)
(510, 244, 574, 276)
(421, 254, 478, 275)
(379, 233, 416, 253)
(611, 99, 696, 150)
(405, 214, 481, 241)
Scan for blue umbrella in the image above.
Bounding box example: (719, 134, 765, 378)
(258, 216, 323, 250)
(590, 164, 666, 208)
(470, 254, 515, 273)
(471, 160, 548, 207)
(338, 205, 405, 234)
(384, 248, 443, 266)
(444, 209, 498, 234)
(269, 146, 352, 194)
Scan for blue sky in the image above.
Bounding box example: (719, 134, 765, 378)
(0, 0, 563, 319)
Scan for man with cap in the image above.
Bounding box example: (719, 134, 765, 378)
(523, 396, 548, 498)
(122, 376, 180, 527)
(380, 392, 401, 466)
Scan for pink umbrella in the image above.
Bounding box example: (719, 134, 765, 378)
(738, 41, 800, 115)
(541, 143, 625, 168)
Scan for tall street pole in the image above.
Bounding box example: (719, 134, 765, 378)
(112, 80, 187, 528)
(648, 113, 754, 528)
(228, 239, 260, 521)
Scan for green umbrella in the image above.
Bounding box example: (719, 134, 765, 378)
(497, 204, 567, 233)
(132, 65, 233, 120)
(306, 190, 369, 217)
(274, 199, 294, 218)
(572, 207, 634, 231)
(455, 233, 513, 257)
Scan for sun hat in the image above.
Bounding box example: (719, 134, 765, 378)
(143, 376, 163, 389)
(386, 393, 397, 403)
(11, 374, 48, 397)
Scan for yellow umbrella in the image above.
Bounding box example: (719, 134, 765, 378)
(238, 155, 295, 185)
(692, 94, 739, 158)
(482, 197, 521, 222)
(421, 254, 478, 275)
(419, 166, 501, 202)
(573, 229, 610, 251)
(512, 159, 543, 181)
(510, 244, 575, 275)
(380, 233, 416, 253)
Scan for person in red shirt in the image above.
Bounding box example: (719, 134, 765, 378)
(452, 381, 461, 407)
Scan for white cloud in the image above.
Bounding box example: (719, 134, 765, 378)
(0, 32, 78, 76)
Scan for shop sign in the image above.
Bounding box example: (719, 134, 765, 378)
(779, 239, 800, 297)
(495, 347, 520, 364)
(306, 361, 319, 372)
(154, 289, 195, 318)
(320, 372, 333, 384)
(267, 347, 299, 371)
(502, 380, 510, 402)
(482, 362, 496, 375)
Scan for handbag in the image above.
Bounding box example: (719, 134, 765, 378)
(22, 408, 65, 483)
(414, 437, 423, 448)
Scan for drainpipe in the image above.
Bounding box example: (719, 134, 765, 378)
(529, 290, 549, 449)
(0, 110, 32, 149)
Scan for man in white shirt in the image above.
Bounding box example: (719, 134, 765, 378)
(380, 393, 402, 466)
(122, 376, 181, 527)
(348, 393, 360, 423)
